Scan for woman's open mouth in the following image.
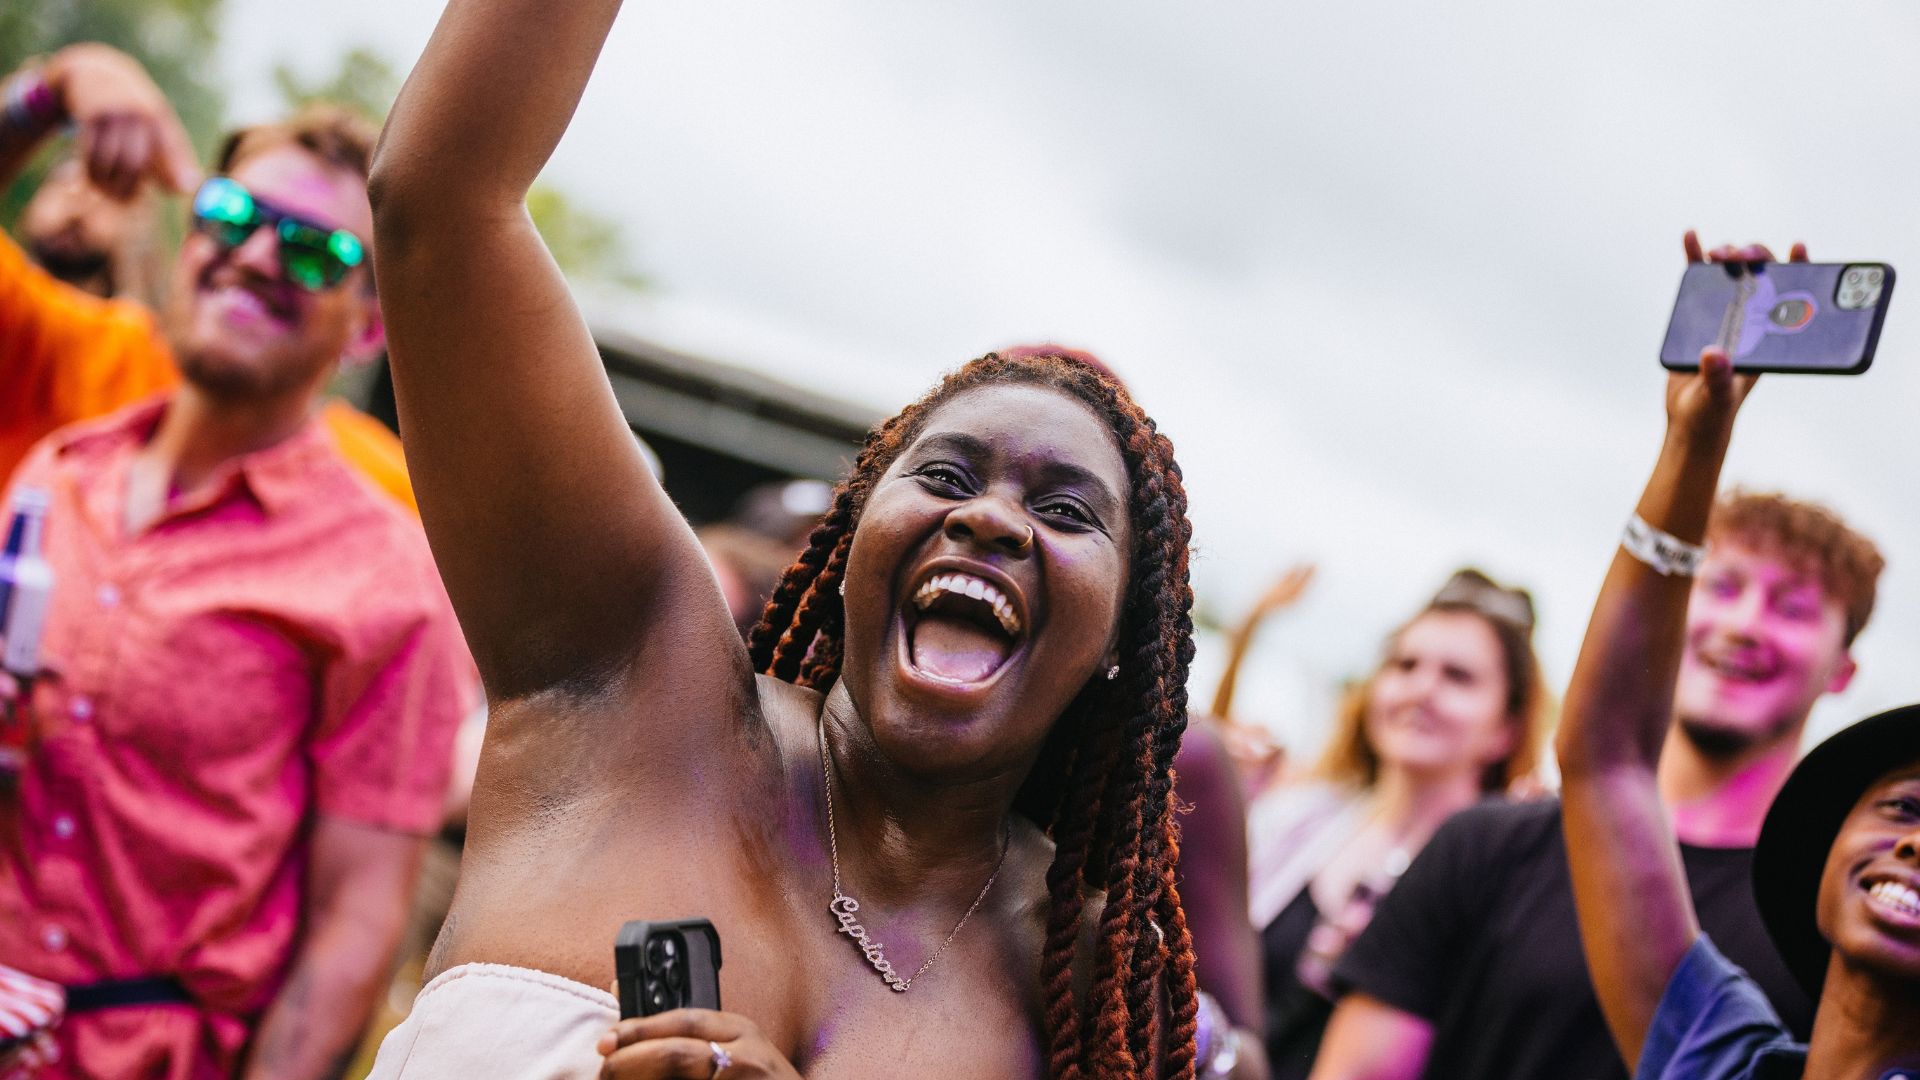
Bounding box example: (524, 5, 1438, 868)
(1861, 874, 1920, 930)
(899, 570, 1027, 689)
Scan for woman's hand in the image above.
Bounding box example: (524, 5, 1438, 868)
(1250, 564, 1315, 620)
(598, 1010, 801, 1080)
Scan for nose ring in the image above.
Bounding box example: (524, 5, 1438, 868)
(1017, 525, 1035, 550)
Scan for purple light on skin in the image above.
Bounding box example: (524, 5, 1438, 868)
(809, 1012, 844, 1058)
(785, 785, 832, 871)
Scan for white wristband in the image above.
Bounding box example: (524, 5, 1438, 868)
(1622, 514, 1708, 577)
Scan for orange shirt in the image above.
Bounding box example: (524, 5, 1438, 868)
(0, 231, 415, 514)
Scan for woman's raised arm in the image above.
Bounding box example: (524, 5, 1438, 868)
(370, 0, 733, 700)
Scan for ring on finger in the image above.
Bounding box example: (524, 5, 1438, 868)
(707, 1040, 733, 1078)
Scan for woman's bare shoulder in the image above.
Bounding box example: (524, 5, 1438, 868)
(753, 674, 827, 759)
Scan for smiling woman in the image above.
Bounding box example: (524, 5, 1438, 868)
(363, 1, 1202, 1077)
(1239, 568, 1546, 1079)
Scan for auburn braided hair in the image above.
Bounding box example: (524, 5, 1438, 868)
(746, 351, 1199, 1079)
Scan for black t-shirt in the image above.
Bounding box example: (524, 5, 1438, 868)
(1261, 887, 1333, 1080)
(1330, 799, 1813, 1080)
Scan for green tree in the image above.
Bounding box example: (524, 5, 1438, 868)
(524, 181, 648, 288)
(271, 45, 398, 125)
(274, 44, 644, 286)
(0, 0, 227, 225)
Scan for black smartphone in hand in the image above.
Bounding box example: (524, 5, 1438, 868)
(1660, 261, 1895, 375)
(615, 918, 723, 1020)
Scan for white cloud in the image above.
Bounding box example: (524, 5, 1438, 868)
(223, 0, 1920, 749)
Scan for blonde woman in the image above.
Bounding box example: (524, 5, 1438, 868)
(1242, 570, 1549, 1079)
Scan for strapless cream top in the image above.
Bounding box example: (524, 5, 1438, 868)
(369, 963, 618, 1079)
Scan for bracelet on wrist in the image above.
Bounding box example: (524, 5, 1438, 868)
(1621, 513, 1708, 577)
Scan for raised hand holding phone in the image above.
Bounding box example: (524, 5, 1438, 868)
(1661, 231, 1893, 375)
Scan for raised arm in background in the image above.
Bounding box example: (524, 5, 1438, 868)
(1210, 564, 1315, 720)
(0, 46, 195, 428)
(0, 44, 197, 196)
(370, 0, 746, 720)
(1556, 235, 1798, 1065)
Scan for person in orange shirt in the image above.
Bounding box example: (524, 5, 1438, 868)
(15, 151, 165, 305)
(1, 72, 414, 513)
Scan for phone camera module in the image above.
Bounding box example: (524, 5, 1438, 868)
(647, 936, 680, 972)
(1836, 265, 1886, 311)
(646, 980, 672, 1012)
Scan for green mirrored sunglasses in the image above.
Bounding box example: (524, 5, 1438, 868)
(191, 176, 366, 291)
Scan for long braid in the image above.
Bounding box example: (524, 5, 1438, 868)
(773, 531, 852, 683)
(798, 533, 855, 690)
(1153, 821, 1203, 1079)
(1085, 724, 1154, 1074)
(748, 411, 897, 677)
(1035, 709, 1109, 1080)
(751, 351, 1198, 1079)
(747, 505, 845, 672)
(1110, 436, 1194, 1067)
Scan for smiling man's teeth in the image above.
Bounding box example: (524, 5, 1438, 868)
(911, 573, 1021, 636)
(1869, 879, 1920, 916)
(1703, 654, 1772, 682)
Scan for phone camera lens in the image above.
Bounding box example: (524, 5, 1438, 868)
(1846, 269, 1862, 284)
(1867, 269, 1883, 284)
(647, 936, 681, 972)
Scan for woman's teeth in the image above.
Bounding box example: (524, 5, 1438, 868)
(912, 573, 1021, 636)
(1868, 879, 1920, 917)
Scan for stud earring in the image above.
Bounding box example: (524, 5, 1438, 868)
(1106, 665, 1120, 681)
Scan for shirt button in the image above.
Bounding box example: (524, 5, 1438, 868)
(51, 815, 75, 840)
(41, 925, 66, 951)
(69, 696, 93, 722)
(96, 583, 121, 608)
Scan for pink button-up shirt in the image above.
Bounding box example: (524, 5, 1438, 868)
(0, 398, 474, 1079)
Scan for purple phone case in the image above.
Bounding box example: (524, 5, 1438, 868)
(1659, 262, 1895, 374)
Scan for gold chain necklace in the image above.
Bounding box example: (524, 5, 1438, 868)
(817, 716, 1009, 992)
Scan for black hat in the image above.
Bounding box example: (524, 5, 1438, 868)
(1752, 703, 1920, 995)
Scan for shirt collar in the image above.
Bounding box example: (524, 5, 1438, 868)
(220, 409, 334, 519)
(54, 394, 335, 522)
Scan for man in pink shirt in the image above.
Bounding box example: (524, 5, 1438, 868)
(0, 45, 474, 1079)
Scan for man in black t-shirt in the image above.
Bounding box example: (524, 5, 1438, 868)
(1306, 489, 1883, 1080)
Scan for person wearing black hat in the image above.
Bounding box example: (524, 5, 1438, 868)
(1558, 241, 1920, 1078)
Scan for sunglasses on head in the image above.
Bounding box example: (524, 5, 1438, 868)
(190, 176, 366, 292)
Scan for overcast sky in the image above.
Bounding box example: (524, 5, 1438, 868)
(224, 0, 1920, 754)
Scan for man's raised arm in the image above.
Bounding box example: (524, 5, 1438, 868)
(1556, 235, 1794, 1064)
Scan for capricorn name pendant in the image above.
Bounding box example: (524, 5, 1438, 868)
(830, 895, 910, 991)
